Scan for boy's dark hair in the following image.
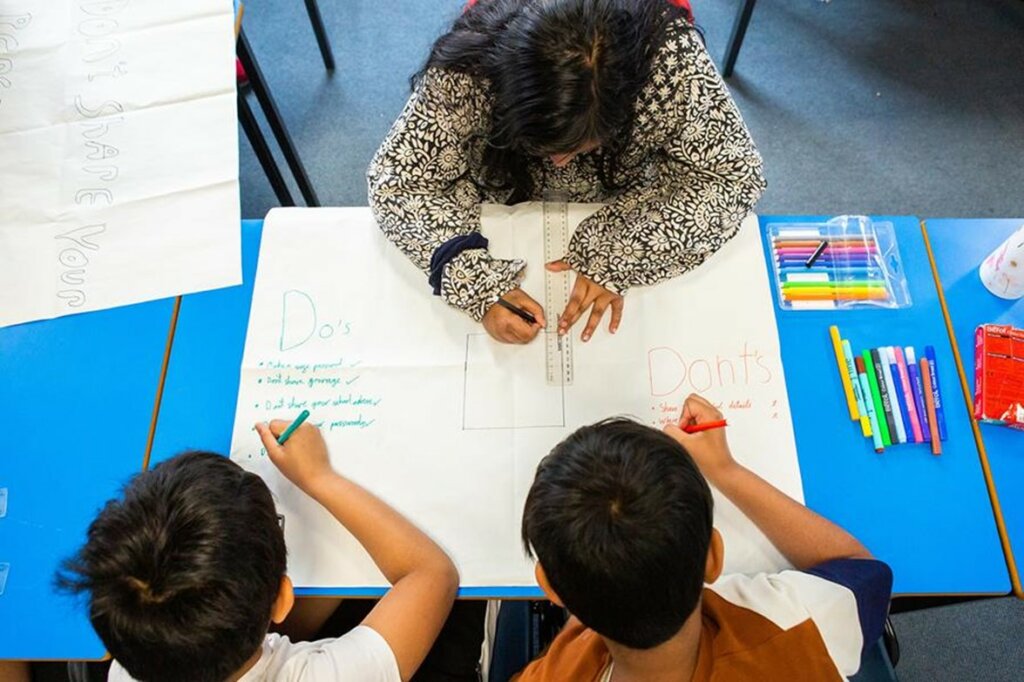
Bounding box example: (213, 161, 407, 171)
(56, 452, 286, 682)
(522, 418, 713, 649)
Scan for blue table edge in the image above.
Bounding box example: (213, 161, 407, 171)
(921, 220, 1023, 598)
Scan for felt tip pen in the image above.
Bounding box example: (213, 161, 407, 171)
(277, 409, 311, 445)
(829, 326, 859, 421)
(893, 347, 923, 443)
(885, 347, 911, 445)
(920, 358, 942, 455)
(856, 356, 885, 453)
(681, 419, 728, 434)
(905, 347, 931, 443)
(925, 346, 948, 441)
(868, 349, 895, 446)
(843, 339, 872, 436)
(496, 298, 538, 326)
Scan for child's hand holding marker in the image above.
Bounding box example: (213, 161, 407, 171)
(256, 410, 333, 493)
(664, 394, 734, 485)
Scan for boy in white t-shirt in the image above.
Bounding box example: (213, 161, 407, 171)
(58, 421, 459, 682)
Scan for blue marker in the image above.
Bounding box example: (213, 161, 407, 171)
(887, 348, 914, 444)
(925, 346, 948, 441)
(906, 347, 931, 443)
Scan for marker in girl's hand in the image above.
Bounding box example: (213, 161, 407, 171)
(680, 419, 728, 434)
(277, 409, 311, 445)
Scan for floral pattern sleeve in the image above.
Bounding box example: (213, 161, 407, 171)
(367, 68, 525, 321)
(564, 30, 767, 294)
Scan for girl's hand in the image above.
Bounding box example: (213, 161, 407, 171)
(546, 260, 623, 342)
(482, 288, 546, 344)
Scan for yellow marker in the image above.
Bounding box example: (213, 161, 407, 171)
(829, 325, 859, 421)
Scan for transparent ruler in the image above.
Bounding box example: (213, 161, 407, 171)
(542, 201, 574, 386)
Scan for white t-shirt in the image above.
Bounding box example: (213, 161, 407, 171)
(107, 626, 401, 682)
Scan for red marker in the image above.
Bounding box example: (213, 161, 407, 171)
(681, 419, 728, 434)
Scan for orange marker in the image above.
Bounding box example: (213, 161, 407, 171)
(681, 419, 729, 434)
(920, 358, 942, 455)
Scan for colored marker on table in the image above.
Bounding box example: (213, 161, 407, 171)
(893, 346, 923, 443)
(681, 419, 728, 434)
(781, 281, 888, 290)
(829, 326, 860, 421)
(905, 347, 931, 443)
(920, 358, 942, 455)
(842, 339, 872, 437)
(863, 350, 892, 447)
(779, 268, 885, 281)
(776, 257, 878, 267)
(925, 346, 948, 441)
(878, 347, 906, 444)
(782, 290, 889, 302)
(277, 409, 311, 445)
(870, 349, 898, 445)
(884, 347, 910, 445)
(856, 356, 885, 453)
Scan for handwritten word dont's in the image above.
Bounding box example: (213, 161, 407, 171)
(648, 343, 774, 397)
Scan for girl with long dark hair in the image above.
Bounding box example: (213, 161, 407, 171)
(368, 0, 765, 345)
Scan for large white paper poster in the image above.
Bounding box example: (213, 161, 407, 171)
(0, 0, 240, 327)
(231, 206, 803, 587)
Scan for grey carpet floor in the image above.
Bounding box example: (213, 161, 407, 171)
(237, 1, 1024, 680)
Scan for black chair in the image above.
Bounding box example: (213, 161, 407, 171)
(722, 0, 759, 79)
(234, 0, 337, 208)
(236, 27, 319, 207)
(303, 0, 335, 72)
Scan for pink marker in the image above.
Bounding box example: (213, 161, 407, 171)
(893, 347, 924, 443)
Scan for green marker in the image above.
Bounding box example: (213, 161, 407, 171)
(862, 350, 890, 447)
(277, 409, 310, 445)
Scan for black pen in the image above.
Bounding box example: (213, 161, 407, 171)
(805, 240, 829, 268)
(496, 298, 538, 325)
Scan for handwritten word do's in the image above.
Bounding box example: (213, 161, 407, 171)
(279, 290, 353, 352)
(648, 343, 774, 397)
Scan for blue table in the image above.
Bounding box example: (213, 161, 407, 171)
(924, 218, 1024, 598)
(0, 299, 175, 660)
(761, 216, 1009, 596)
(153, 217, 1011, 598)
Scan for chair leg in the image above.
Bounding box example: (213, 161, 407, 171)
(303, 0, 335, 72)
(722, 0, 759, 78)
(237, 28, 320, 206)
(238, 91, 295, 207)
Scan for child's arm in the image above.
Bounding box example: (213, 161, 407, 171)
(257, 422, 459, 682)
(664, 394, 871, 569)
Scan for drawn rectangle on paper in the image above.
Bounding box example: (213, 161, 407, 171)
(463, 333, 565, 430)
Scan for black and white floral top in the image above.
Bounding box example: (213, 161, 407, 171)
(367, 20, 766, 322)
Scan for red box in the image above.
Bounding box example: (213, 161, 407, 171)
(974, 324, 1024, 430)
